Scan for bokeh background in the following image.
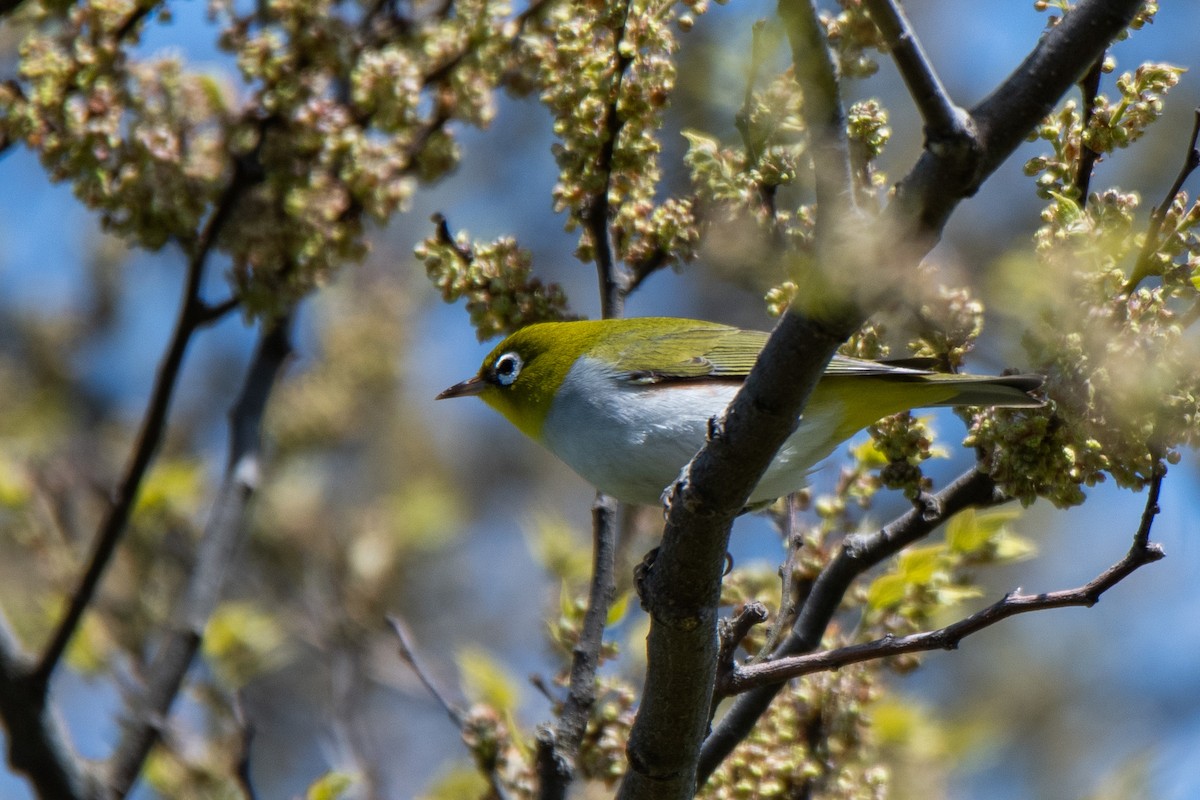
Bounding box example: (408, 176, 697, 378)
(1, 1, 1199, 797)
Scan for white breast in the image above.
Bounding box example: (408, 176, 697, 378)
(541, 357, 846, 506)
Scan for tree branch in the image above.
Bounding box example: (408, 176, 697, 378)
(726, 467, 1165, 694)
(1124, 106, 1200, 293)
(617, 3, 863, 797)
(778, 0, 856, 238)
(0, 614, 102, 800)
(698, 468, 1002, 783)
(891, 0, 1146, 241)
(387, 616, 466, 731)
(538, 494, 619, 799)
(1074, 54, 1106, 205)
(682, 0, 1146, 787)
(862, 0, 968, 142)
(587, 0, 636, 319)
(105, 314, 293, 797)
(33, 167, 250, 692)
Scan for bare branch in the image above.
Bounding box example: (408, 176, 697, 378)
(778, 0, 856, 235)
(34, 165, 252, 691)
(539, 493, 619, 799)
(1124, 107, 1200, 292)
(232, 694, 258, 800)
(387, 616, 466, 731)
(587, 0, 636, 318)
(1074, 55, 1106, 205)
(862, 0, 968, 142)
(0, 614, 102, 800)
(713, 603, 769, 702)
(698, 468, 1002, 783)
(106, 314, 294, 797)
(726, 466, 1167, 694)
(891, 0, 1146, 241)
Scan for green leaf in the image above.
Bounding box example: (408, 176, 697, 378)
(946, 507, 1023, 554)
(896, 544, 945, 584)
(418, 764, 489, 800)
(866, 573, 909, 610)
(456, 646, 520, 712)
(306, 771, 356, 800)
(0, 455, 30, 508)
(851, 437, 888, 468)
(134, 459, 203, 519)
(203, 601, 291, 688)
(525, 513, 590, 582)
(607, 590, 632, 627)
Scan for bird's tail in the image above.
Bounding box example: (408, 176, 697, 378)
(924, 373, 1045, 408)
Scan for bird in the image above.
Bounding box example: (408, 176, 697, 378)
(437, 317, 1043, 506)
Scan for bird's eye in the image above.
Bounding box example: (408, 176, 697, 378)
(493, 352, 523, 386)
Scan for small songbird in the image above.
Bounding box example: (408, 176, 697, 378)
(438, 317, 1043, 506)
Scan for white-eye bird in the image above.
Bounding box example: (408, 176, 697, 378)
(438, 317, 1043, 506)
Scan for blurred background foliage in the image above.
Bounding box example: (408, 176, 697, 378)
(0, 0, 1199, 798)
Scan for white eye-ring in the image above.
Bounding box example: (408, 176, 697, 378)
(493, 352, 523, 386)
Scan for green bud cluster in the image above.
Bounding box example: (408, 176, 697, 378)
(975, 50, 1199, 506)
(705, 665, 888, 800)
(527, 0, 698, 267)
(417, 228, 575, 340)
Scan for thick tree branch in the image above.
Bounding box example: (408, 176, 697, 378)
(33, 168, 250, 692)
(680, 0, 1147, 788)
(725, 467, 1166, 694)
(618, 3, 862, 797)
(0, 615, 101, 800)
(698, 468, 1002, 783)
(891, 0, 1146, 241)
(106, 314, 293, 797)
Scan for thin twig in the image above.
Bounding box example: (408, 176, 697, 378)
(33, 164, 251, 693)
(1123, 107, 1200, 293)
(387, 616, 466, 730)
(232, 693, 259, 800)
(1074, 54, 1106, 206)
(734, 21, 787, 239)
(862, 0, 968, 142)
(725, 466, 1167, 694)
(587, 0, 636, 319)
(755, 493, 804, 659)
(107, 314, 294, 797)
(539, 494, 619, 799)
(698, 468, 1001, 783)
(713, 602, 769, 707)
(778, 0, 856, 236)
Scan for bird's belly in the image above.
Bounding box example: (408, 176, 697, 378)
(542, 362, 845, 505)
(543, 380, 727, 505)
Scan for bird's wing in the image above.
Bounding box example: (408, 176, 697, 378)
(599, 324, 769, 382)
(599, 320, 949, 384)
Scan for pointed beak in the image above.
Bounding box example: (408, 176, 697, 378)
(437, 375, 486, 400)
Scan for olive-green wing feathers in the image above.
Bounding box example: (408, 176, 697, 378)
(594, 318, 1042, 407)
(594, 322, 768, 381)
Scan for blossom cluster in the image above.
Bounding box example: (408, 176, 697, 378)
(3, 0, 536, 316)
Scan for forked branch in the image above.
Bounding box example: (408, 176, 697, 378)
(722, 466, 1166, 695)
